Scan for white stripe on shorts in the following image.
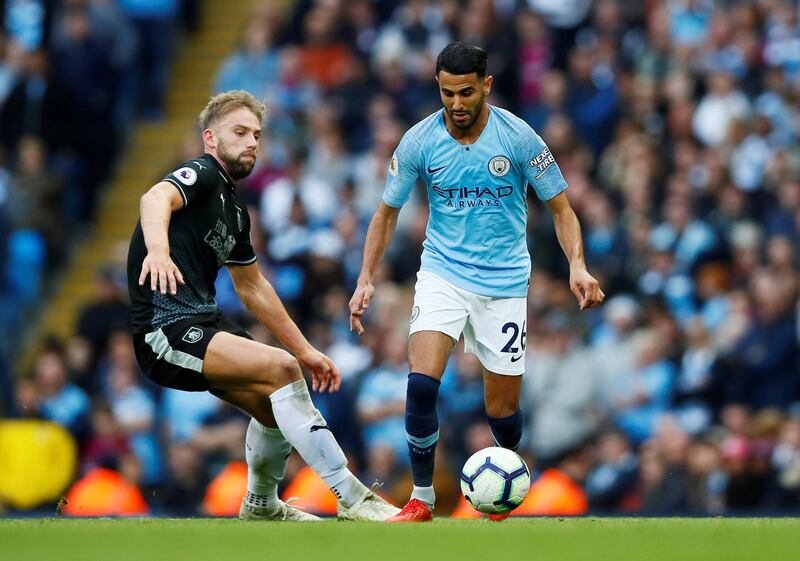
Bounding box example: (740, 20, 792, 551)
(144, 329, 204, 373)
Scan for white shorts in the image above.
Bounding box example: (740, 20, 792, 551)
(409, 271, 527, 376)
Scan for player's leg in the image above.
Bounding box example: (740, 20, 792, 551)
(203, 332, 385, 515)
(212, 389, 318, 521)
(482, 370, 525, 523)
(464, 294, 527, 451)
(405, 330, 455, 509)
(135, 322, 311, 519)
(482, 371, 523, 450)
(389, 272, 468, 521)
(463, 296, 527, 523)
(197, 315, 313, 520)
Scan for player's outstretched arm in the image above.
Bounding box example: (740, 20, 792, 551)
(544, 191, 605, 310)
(138, 181, 186, 295)
(349, 202, 401, 335)
(228, 262, 341, 393)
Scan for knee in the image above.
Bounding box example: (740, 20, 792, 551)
(273, 351, 302, 385)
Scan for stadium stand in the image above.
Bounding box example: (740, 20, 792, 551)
(0, 0, 798, 517)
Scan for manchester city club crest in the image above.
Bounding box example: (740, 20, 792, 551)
(488, 155, 511, 177)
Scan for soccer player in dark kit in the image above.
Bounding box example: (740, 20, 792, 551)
(128, 90, 398, 521)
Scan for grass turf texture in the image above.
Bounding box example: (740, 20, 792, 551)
(3, 518, 799, 561)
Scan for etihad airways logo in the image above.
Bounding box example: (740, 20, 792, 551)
(432, 185, 513, 208)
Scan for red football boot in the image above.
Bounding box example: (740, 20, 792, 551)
(488, 512, 511, 522)
(385, 498, 433, 523)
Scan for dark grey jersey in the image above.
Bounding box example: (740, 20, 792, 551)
(127, 154, 256, 333)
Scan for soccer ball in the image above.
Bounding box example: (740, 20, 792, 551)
(460, 447, 531, 514)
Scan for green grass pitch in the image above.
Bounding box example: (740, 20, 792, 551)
(3, 518, 799, 561)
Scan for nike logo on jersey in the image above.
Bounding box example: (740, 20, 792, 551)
(427, 164, 448, 175)
(310, 424, 331, 433)
(510, 354, 523, 363)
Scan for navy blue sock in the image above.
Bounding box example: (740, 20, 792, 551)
(405, 372, 441, 487)
(487, 409, 523, 451)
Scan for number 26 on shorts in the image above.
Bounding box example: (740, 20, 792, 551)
(501, 320, 526, 354)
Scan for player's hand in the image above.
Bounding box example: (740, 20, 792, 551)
(348, 280, 375, 336)
(139, 250, 185, 295)
(298, 348, 341, 393)
(569, 267, 605, 310)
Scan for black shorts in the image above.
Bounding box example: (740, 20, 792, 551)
(133, 311, 252, 392)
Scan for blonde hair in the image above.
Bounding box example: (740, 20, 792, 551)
(198, 90, 266, 131)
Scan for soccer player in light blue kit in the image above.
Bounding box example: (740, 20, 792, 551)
(350, 43, 605, 522)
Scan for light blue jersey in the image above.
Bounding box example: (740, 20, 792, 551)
(383, 105, 568, 297)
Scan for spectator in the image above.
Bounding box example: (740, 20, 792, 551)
(104, 332, 162, 485)
(614, 330, 675, 444)
(516, 10, 551, 115)
(50, 3, 118, 218)
(299, 5, 355, 90)
(7, 136, 62, 265)
(356, 331, 408, 466)
(161, 388, 219, 444)
(721, 269, 799, 410)
(76, 268, 131, 375)
(81, 400, 131, 472)
(672, 319, 720, 433)
(772, 411, 800, 506)
(191, 402, 249, 465)
(214, 18, 279, 98)
(159, 441, 209, 516)
(523, 311, 597, 463)
(692, 69, 750, 147)
(585, 430, 639, 512)
(565, 45, 618, 154)
(439, 350, 485, 469)
(118, 0, 179, 120)
(259, 146, 333, 237)
(0, 48, 73, 157)
(686, 435, 726, 513)
(32, 346, 90, 438)
(639, 423, 690, 514)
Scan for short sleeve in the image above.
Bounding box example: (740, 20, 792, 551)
(514, 125, 568, 201)
(225, 207, 257, 266)
(162, 159, 216, 208)
(382, 131, 422, 208)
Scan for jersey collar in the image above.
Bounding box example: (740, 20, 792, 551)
(205, 153, 236, 187)
(440, 104, 494, 147)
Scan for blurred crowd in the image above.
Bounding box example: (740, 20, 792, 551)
(2, 0, 800, 517)
(0, 0, 200, 357)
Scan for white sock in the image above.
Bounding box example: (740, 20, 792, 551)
(411, 485, 435, 509)
(269, 380, 368, 507)
(243, 418, 291, 513)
